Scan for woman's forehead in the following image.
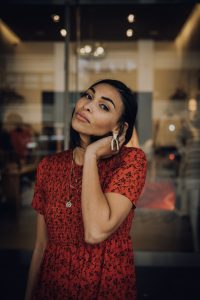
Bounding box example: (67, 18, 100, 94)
(89, 83, 122, 103)
(90, 83, 116, 92)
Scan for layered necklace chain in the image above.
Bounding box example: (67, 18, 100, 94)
(66, 149, 82, 208)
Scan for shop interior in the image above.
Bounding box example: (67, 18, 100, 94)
(0, 0, 200, 299)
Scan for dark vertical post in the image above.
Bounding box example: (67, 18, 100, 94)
(75, 4, 81, 92)
(64, 1, 71, 149)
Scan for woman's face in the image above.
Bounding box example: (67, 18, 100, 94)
(71, 83, 124, 141)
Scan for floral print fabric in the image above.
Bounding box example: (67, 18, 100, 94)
(31, 146, 147, 300)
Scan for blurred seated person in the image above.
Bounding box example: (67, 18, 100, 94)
(3, 113, 34, 167)
(176, 118, 193, 177)
(176, 118, 193, 154)
(10, 123, 33, 165)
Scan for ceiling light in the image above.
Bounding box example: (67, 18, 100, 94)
(60, 28, 67, 37)
(78, 44, 105, 59)
(126, 29, 134, 37)
(93, 47, 104, 57)
(80, 47, 86, 55)
(95, 46, 104, 55)
(127, 14, 135, 23)
(84, 45, 92, 54)
(79, 45, 92, 55)
(51, 14, 60, 23)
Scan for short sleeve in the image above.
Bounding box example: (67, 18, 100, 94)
(31, 157, 48, 215)
(104, 148, 147, 207)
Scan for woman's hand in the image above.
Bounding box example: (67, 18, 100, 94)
(85, 130, 126, 161)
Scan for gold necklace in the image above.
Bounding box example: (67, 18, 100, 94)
(65, 150, 80, 208)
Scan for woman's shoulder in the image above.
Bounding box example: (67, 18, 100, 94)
(101, 146, 146, 172)
(37, 148, 72, 168)
(120, 146, 147, 162)
(116, 146, 147, 175)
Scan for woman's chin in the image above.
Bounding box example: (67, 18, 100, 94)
(72, 120, 90, 133)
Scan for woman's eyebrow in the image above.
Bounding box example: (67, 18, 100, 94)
(101, 96, 115, 108)
(90, 87, 116, 108)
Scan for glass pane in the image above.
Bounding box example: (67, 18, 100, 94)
(0, 0, 199, 257)
(0, 4, 68, 213)
(0, 2, 200, 300)
(72, 2, 200, 253)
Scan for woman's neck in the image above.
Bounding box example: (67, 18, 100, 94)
(73, 146, 86, 166)
(73, 133, 90, 165)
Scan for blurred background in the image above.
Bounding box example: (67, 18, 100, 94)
(0, 0, 200, 299)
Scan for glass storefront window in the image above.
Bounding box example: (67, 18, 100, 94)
(0, 1, 199, 256)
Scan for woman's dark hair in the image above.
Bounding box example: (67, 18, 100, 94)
(69, 79, 138, 149)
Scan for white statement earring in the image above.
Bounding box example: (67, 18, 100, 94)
(111, 132, 119, 151)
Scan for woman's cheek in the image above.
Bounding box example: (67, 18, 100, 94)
(92, 119, 114, 135)
(74, 98, 85, 110)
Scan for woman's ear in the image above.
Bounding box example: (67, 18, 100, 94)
(117, 122, 129, 137)
(123, 122, 129, 133)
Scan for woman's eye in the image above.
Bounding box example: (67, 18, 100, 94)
(99, 104, 109, 111)
(81, 92, 93, 100)
(85, 92, 92, 100)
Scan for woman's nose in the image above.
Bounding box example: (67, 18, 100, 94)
(83, 102, 92, 112)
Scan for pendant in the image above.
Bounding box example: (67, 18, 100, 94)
(66, 201, 72, 208)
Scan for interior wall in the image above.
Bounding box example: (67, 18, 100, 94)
(1, 40, 200, 137)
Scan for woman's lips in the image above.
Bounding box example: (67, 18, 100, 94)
(75, 112, 90, 123)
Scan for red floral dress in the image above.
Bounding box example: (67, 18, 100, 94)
(31, 145, 147, 300)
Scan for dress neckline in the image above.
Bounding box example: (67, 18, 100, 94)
(69, 145, 127, 168)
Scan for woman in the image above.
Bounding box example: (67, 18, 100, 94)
(25, 79, 147, 300)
